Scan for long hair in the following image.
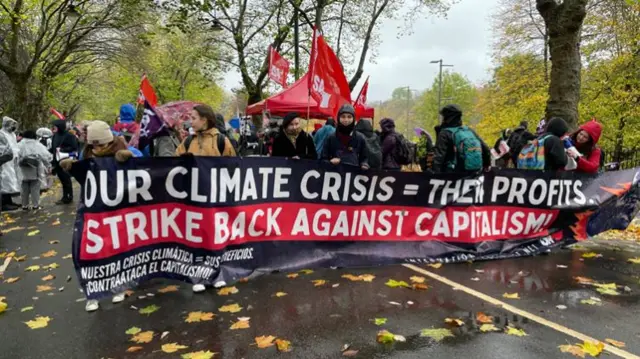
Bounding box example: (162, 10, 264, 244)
(193, 105, 217, 130)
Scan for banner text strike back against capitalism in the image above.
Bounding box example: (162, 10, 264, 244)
(70, 157, 640, 298)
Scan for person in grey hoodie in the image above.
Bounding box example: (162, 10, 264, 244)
(355, 119, 382, 170)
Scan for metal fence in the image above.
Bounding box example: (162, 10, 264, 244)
(603, 148, 640, 171)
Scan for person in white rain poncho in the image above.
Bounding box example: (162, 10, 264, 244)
(35, 128, 54, 191)
(0, 117, 22, 211)
(17, 130, 52, 210)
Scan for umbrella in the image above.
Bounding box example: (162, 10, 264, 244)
(129, 101, 200, 148)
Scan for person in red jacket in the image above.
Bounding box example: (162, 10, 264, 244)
(569, 119, 603, 174)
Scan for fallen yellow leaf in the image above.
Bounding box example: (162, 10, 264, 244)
(574, 276, 594, 284)
(286, 273, 299, 279)
(36, 285, 54, 292)
(445, 318, 464, 326)
(359, 274, 376, 282)
(125, 327, 142, 335)
(185, 311, 215, 323)
(0, 299, 6, 314)
(4, 277, 20, 283)
(299, 269, 314, 275)
(579, 341, 604, 356)
(139, 304, 160, 315)
(410, 276, 426, 283)
(230, 320, 250, 330)
(181, 350, 216, 359)
(24, 316, 51, 329)
(42, 263, 59, 270)
(126, 346, 143, 353)
(428, 263, 442, 269)
(275, 292, 288, 297)
(605, 338, 625, 348)
(161, 343, 189, 353)
(479, 324, 500, 332)
(582, 252, 599, 259)
(27, 230, 40, 237)
(628, 257, 640, 264)
(48, 240, 59, 244)
(25, 265, 40, 272)
(476, 312, 493, 324)
(52, 219, 60, 226)
(41, 250, 57, 258)
(412, 283, 429, 290)
(14, 255, 26, 262)
(255, 335, 276, 348)
(503, 292, 520, 299)
(131, 331, 154, 343)
(157, 285, 179, 293)
(559, 344, 586, 358)
(21, 306, 33, 312)
(505, 326, 527, 337)
(41, 274, 55, 281)
(312, 279, 326, 287)
(62, 254, 72, 259)
(219, 303, 243, 313)
(275, 339, 292, 352)
(217, 286, 239, 296)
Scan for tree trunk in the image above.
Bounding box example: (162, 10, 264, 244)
(537, 0, 588, 129)
(543, 31, 549, 83)
(613, 117, 626, 163)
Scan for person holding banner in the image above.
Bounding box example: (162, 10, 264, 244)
(321, 104, 369, 170)
(568, 119, 603, 174)
(59, 120, 133, 311)
(272, 112, 317, 160)
(175, 104, 236, 293)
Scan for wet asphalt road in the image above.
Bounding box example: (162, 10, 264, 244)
(2, 189, 640, 358)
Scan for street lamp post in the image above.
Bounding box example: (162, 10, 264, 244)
(429, 59, 453, 112)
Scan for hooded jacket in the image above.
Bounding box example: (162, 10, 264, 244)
(314, 118, 336, 156)
(432, 105, 490, 173)
(0, 116, 21, 194)
(571, 120, 603, 174)
(322, 105, 369, 167)
(50, 120, 79, 162)
(355, 119, 382, 169)
(18, 138, 53, 181)
(539, 117, 569, 171)
(379, 118, 400, 170)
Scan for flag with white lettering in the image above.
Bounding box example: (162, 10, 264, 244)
(70, 157, 640, 299)
(268, 46, 290, 88)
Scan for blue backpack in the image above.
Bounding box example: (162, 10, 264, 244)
(517, 135, 551, 170)
(443, 126, 483, 171)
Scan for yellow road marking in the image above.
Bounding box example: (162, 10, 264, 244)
(403, 263, 640, 359)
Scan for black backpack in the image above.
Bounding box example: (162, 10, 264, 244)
(363, 134, 382, 169)
(392, 133, 412, 165)
(184, 133, 227, 154)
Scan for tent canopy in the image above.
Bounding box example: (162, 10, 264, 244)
(246, 72, 352, 119)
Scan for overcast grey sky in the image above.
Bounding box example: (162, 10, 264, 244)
(222, 0, 500, 102)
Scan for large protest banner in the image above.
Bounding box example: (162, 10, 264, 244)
(70, 157, 640, 299)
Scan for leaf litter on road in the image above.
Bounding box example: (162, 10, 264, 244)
(503, 292, 520, 299)
(445, 318, 464, 326)
(605, 338, 625, 348)
(161, 343, 189, 353)
(385, 279, 410, 288)
(219, 303, 243, 313)
(130, 331, 154, 344)
(157, 285, 179, 293)
(376, 330, 405, 343)
(312, 279, 327, 287)
(139, 304, 160, 315)
(420, 328, 454, 342)
(41, 274, 55, 281)
(181, 350, 216, 359)
(410, 276, 426, 283)
(580, 341, 604, 356)
(36, 285, 54, 292)
(299, 269, 314, 275)
(412, 283, 428, 290)
(24, 316, 51, 329)
(286, 273, 299, 279)
(628, 257, 640, 264)
(476, 312, 493, 324)
(342, 274, 375, 282)
(505, 326, 527, 337)
(217, 286, 239, 295)
(4, 277, 19, 283)
(42, 263, 59, 270)
(480, 324, 500, 332)
(559, 344, 586, 358)
(21, 306, 33, 312)
(27, 230, 40, 237)
(185, 311, 215, 323)
(25, 265, 40, 272)
(274, 292, 287, 297)
(255, 335, 276, 348)
(428, 263, 442, 269)
(275, 339, 292, 352)
(230, 319, 250, 330)
(126, 327, 142, 335)
(580, 297, 603, 306)
(126, 346, 143, 353)
(373, 318, 387, 326)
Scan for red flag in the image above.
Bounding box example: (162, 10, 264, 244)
(354, 76, 369, 109)
(268, 46, 290, 88)
(50, 108, 65, 120)
(308, 27, 351, 117)
(137, 74, 158, 107)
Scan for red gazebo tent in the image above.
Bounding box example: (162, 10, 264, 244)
(246, 72, 356, 119)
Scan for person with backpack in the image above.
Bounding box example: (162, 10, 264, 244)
(322, 104, 369, 169)
(355, 119, 382, 170)
(314, 117, 336, 156)
(175, 105, 236, 157)
(517, 117, 568, 171)
(272, 112, 317, 160)
(432, 104, 491, 174)
(506, 120, 536, 167)
(567, 119, 603, 174)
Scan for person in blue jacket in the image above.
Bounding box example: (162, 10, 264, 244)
(321, 104, 369, 169)
(313, 117, 336, 156)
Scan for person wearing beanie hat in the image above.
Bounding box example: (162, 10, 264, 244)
(506, 120, 536, 167)
(59, 119, 133, 312)
(321, 104, 369, 169)
(518, 117, 568, 171)
(432, 104, 490, 173)
(272, 112, 317, 160)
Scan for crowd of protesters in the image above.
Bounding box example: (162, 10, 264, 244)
(0, 100, 606, 310)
